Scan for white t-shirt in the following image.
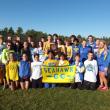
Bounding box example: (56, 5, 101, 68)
(31, 61, 43, 80)
(84, 59, 98, 82)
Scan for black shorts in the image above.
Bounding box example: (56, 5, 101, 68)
(83, 80, 96, 90)
(19, 77, 30, 82)
(9, 79, 14, 82)
(9, 80, 18, 83)
(32, 78, 42, 88)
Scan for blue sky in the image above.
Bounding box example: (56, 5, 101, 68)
(0, 0, 110, 37)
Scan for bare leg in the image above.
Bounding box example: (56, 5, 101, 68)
(10, 81, 15, 91)
(99, 73, 104, 86)
(25, 81, 29, 90)
(15, 81, 19, 89)
(3, 79, 7, 90)
(102, 75, 108, 87)
(20, 82, 25, 90)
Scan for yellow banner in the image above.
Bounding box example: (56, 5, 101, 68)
(41, 65, 76, 83)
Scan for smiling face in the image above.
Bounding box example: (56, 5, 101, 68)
(41, 37, 45, 42)
(88, 36, 93, 43)
(31, 41, 35, 47)
(60, 55, 65, 61)
(7, 42, 12, 50)
(16, 36, 20, 41)
(9, 53, 14, 61)
(34, 55, 39, 61)
(23, 42, 28, 48)
(39, 41, 43, 47)
(96, 39, 100, 46)
(27, 36, 32, 43)
(48, 52, 54, 59)
(75, 55, 80, 62)
(7, 36, 12, 41)
(82, 40, 86, 47)
(65, 39, 70, 46)
(99, 41, 105, 49)
(57, 39, 61, 45)
(47, 36, 52, 42)
(88, 52, 93, 61)
(22, 54, 28, 61)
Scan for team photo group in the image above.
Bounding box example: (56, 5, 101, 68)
(0, 34, 109, 92)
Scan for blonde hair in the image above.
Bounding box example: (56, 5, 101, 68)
(65, 38, 71, 43)
(100, 40, 106, 45)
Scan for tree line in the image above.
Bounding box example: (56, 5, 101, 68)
(0, 27, 110, 45)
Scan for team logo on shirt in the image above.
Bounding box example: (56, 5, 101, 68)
(86, 64, 94, 72)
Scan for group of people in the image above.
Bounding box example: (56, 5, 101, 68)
(0, 34, 110, 91)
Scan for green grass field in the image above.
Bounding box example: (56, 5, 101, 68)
(0, 87, 110, 110)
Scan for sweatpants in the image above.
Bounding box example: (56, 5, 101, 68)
(83, 80, 96, 90)
(32, 78, 42, 88)
(71, 82, 82, 89)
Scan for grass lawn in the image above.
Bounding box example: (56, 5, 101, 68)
(0, 87, 110, 110)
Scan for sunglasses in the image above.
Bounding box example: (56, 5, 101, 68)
(7, 45, 11, 46)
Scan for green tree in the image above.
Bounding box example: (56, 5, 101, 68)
(16, 27, 23, 37)
(8, 27, 14, 36)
